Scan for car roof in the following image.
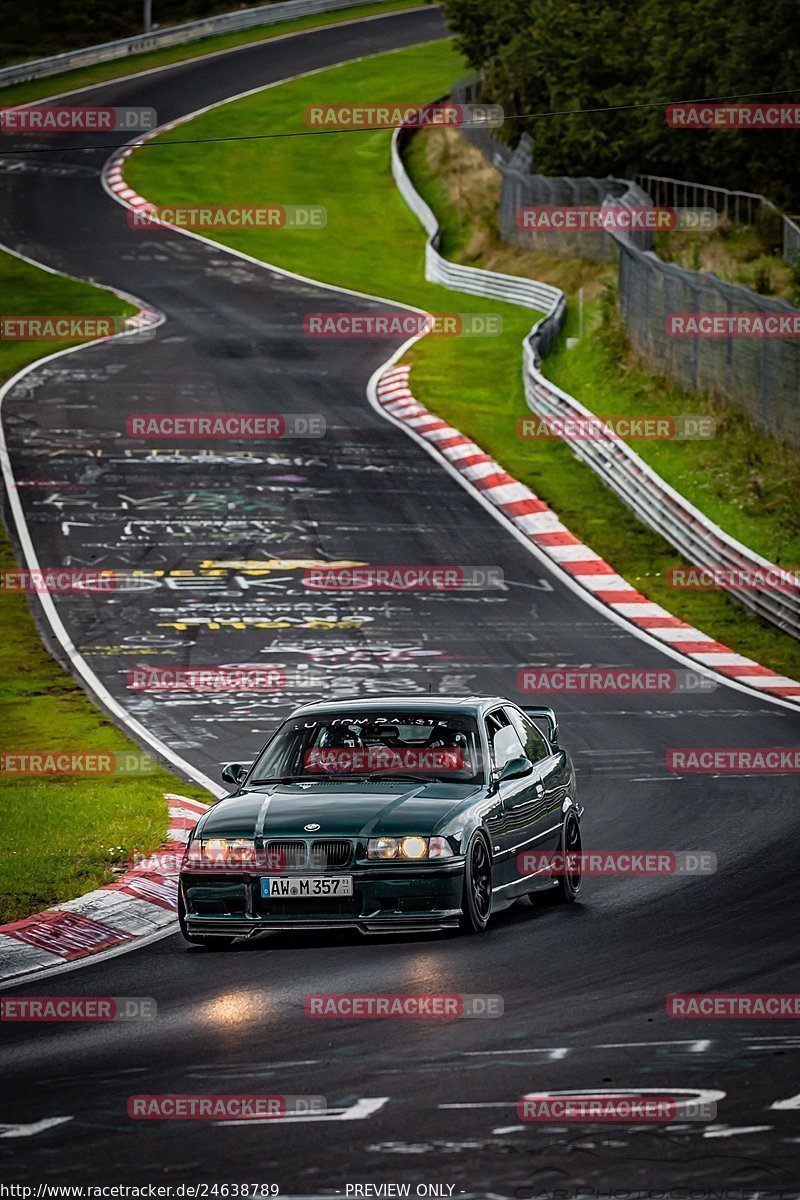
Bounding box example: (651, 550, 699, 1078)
(289, 695, 513, 718)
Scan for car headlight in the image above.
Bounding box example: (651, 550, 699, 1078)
(399, 835, 428, 860)
(367, 836, 454, 860)
(183, 837, 256, 868)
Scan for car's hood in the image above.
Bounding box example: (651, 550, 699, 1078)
(197, 781, 483, 839)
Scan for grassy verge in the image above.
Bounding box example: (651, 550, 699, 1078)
(544, 293, 800, 566)
(126, 40, 537, 380)
(0, 251, 209, 923)
(653, 220, 800, 305)
(0, 1, 424, 107)
(409, 131, 800, 568)
(126, 44, 800, 683)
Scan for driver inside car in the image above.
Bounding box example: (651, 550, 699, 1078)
(425, 724, 472, 775)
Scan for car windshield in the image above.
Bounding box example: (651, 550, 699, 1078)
(249, 711, 485, 786)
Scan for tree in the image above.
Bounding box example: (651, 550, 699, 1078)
(441, 0, 800, 204)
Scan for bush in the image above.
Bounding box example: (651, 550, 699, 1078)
(753, 264, 774, 295)
(442, 0, 800, 207)
(754, 206, 785, 257)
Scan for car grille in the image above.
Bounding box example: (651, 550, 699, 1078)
(265, 840, 307, 869)
(310, 840, 351, 868)
(263, 839, 353, 869)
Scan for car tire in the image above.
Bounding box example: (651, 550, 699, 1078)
(178, 889, 237, 949)
(538, 811, 582, 904)
(460, 833, 493, 933)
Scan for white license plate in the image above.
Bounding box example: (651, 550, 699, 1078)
(261, 875, 354, 899)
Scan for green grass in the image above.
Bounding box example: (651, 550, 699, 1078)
(126, 38, 537, 390)
(0, 252, 136, 375)
(128, 42, 467, 297)
(0, 251, 209, 923)
(126, 42, 800, 684)
(653, 220, 799, 305)
(544, 292, 800, 569)
(0, 0, 423, 106)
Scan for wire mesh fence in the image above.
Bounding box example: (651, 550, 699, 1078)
(452, 78, 800, 446)
(636, 173, 800, 266)
(495, 134, 652, 262)
(617, 241, 800, 445)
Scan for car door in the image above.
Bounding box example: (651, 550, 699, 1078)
(507, 706, 566, 858)
(485, 707, 540, 892)
(478, 708, 511, 872)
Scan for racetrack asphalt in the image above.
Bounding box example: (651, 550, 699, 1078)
(1, 7, 799, 1192)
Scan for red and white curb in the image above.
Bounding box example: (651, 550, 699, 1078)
(376, 365, 800, 703)
(105, 144, 152, 210)
(0, 795, 207, 985)
(122, 304, 162, 335)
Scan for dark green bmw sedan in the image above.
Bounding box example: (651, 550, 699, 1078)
(178, 696, 582, 945)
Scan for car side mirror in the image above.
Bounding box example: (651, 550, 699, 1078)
(498, 755, 533, 783)
(221, 762, 247, 787)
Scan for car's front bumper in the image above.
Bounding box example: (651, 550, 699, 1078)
(180, 860, 465, 937)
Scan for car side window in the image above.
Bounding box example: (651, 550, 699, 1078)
(507, 708, 550, 763)
(485, 708, 522, 770)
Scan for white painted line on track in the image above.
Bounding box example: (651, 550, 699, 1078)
(0, 1117, 73, 1138)
(216, 1097, 390, 1125)
(703, 1125, 772, 1138)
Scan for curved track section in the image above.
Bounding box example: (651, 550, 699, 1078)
(1, 8, 799, 1192)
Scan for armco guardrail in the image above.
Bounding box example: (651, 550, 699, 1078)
(392, 124, 565, 362)
(392, 122, 800, 640)
(0, 0, 381, 87)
